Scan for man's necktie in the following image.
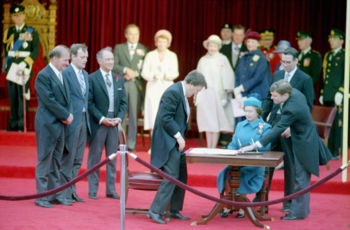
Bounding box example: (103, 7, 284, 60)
(284, 73, 290, 82)
(328, 52, 334, 61)
(57, 72, 63, 84)
(105, 73, 112, 87)
(130, 45, 136, 59)
(78, 71, 86, 95)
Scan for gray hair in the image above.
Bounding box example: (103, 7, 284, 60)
(70, 43, 88, 56)
(96, 47, 112, 61)
(49, 45, 70, 59)
(184, 70, 207, 88)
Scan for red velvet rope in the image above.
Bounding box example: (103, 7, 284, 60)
(0, 156, 114, 201)
(133, 155, 347, 208)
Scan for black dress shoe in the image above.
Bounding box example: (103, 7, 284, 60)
(52, 198, 73, 205)
(35, 200, 53, 208)
(280, 214, 303, 220)
(170, 211, 191, 220)
(89, 193, 97, 199)
(219, 209, 233, 218)
(72, 193, 85, 202)
(106, 193, 120, 199)
(235, 212, 245, 218)
(147, 210, 166, 224)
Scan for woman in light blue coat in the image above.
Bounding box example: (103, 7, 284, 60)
(217, 96, 271, 218)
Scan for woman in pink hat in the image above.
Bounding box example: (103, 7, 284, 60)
(141, 29, 179, 142)
(196, 34, 235, 148)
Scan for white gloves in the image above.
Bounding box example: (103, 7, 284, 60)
(334, 92, 343, 106)
(234, 85, 244, 98)
(18, 61, 27, 70)
(319, 96, 323, 105)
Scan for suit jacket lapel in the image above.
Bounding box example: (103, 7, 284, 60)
(68, 65, 83, 97)
(122, 43, 132, 63)
(96, 71, 109, 98)
(178, 82, 188, 120)
(48, 65, 67, 100)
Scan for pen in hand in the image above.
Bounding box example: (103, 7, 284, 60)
(251, 138, 258, 153)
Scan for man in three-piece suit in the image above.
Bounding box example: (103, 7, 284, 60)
(60, 44, 90, 203)
(261, 47, 314, 211)
(34, 45, 73, 208)
(87, 47, 127, 200)
(241, 80, 330, 220)
(147, 71, 207, 224)
(113, 24, 149, 151)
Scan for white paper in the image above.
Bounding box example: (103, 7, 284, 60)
(231, 97, 247, 118)
(187, 148, 238, 155)
(6, 63, 31, 85)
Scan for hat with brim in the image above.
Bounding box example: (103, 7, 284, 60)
(274, 40, 291, 53)
(329, 28, 345, 40)
(245, 31, 261, 41)
(203, 35, 222, 49)
(10, 5, 25, 15)
(296, 31, 312, 40)
(260, 29, 274, 40)
(154, 29, 173, 46)
(243, 96, 262, 108)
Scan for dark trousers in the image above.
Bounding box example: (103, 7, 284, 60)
(290, 153, 310, 218)
(35, 128, 65, 202)
(87, 121, 118, 195)
(61, 114, 88, 199)
(7, 80, 27, 130)
(150, 149, 187, 215)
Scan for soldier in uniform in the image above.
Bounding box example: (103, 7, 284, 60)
(3, 4, 40, 131)
(260, 29, 280, 75)
(319, 29, 345, 158)
(296, 31, 322, 90)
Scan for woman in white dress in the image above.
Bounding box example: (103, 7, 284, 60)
(142, 29, 179, 134)
(196, 35, 235, 148)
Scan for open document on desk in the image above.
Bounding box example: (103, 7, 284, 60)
(186, 148, 263, 155)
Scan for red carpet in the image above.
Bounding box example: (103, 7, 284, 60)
(0, 131, 349, 230)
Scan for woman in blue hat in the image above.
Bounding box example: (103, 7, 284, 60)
(217, 95, 271, 218)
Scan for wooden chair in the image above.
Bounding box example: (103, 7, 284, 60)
(118, 127, 163, 215)
(311, 105, 337, 147)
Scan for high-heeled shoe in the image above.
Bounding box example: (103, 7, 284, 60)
(235, 209, 245, 218)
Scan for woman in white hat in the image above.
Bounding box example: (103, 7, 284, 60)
(196, 34, 235, 148)
(142, 29, 179, 139)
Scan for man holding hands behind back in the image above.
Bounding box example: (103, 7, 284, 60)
(147, 71, 207, 224)
(34, 45, 72, 208)
(87, 47, 127, 200)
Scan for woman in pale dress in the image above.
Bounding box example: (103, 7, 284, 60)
(142, 29, 179, 136)
(196, 35, 235, 148)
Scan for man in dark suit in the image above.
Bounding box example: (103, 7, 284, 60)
(219, 23, 233, 69)
(60, 44, 90, 203)
(147, 71, 207, 224)
(231, 24, 248, 70)
(34, 45, 73, 208)
(113, 24, 148, 151)
(241, 80, 330, 220)
(87, 47, 127, 200)
(3, 4, 40, 131)
(261, 47, 314, 211)
(319, 29, 345, 158)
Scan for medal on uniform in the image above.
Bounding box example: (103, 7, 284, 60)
(22, 41, 28, 48)
(252, 54, 260, 62)
(303, 58, 310, 67)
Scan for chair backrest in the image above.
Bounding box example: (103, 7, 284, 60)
(311, 105, 337, 140)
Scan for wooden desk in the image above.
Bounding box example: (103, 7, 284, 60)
(185, 149, 283, 229)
